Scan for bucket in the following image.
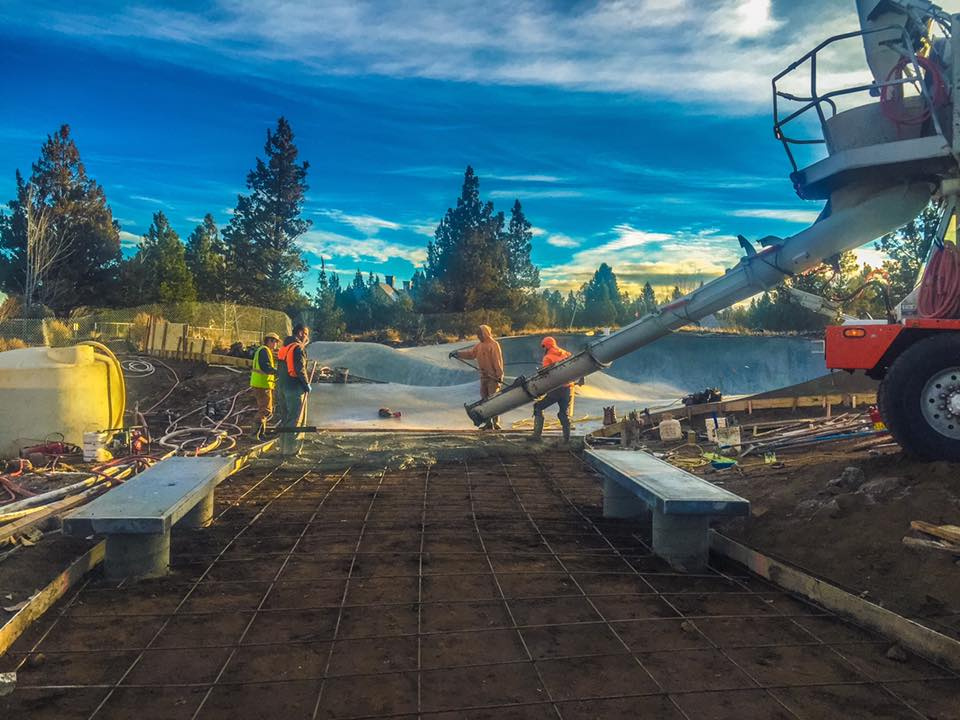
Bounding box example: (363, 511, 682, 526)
(83, 430, 110, 462)
(334, 367, 350, 384)
(658, 418, 682, 442)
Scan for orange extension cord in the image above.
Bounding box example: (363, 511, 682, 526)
(918, 243, 960, 318)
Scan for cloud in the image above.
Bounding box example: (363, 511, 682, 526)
(489, 189, 583, 199)
(15, 0, 865, 109)
(316, 209, 402, 234)
(487, 173, 565, 183)
(540, 223, 741, 295)
(118, 230, 140, 249)
(299, 229, 427, 265)
(130, 194, 173, 208)
(730, 208, 823, 224)
(545, 233, 580, 249)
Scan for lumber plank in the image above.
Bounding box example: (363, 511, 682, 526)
(0, 541, 105, 655)
(910, 521, 960, 545)
(902, 536, 960, 554)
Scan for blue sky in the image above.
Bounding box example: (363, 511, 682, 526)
(1, 0, 953, 297)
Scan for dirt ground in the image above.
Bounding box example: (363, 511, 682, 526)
(3, 446, 958, 719)
(632, 409, 960, 643)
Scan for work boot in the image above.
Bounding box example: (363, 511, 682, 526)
(561, 422, 571, 444)
(528, 415, 544, 442)
(492, 418, 502, 431)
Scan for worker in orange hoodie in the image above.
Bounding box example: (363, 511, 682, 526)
(450, 324, 504, 430)
(531, 336, 573, 442)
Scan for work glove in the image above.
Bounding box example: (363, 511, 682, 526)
(303, 381, 312, 393)
(448, 350, 458, 359)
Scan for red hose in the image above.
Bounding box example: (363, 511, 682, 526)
(918, 243, 960, 318)
(880, 54, 949, 130)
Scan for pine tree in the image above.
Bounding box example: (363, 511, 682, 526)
(223, 117, 310, 309)
(425, 166, 507, 312)
(580, 263, 623, 326)
(876, 203, 940, 304)
(130, 212, 196, 305)
(671, 285, 683, 301)
(185, 214, 226, 302)
(312, 258, 345, 340)
(641, 282, 658, 314)
(0, 125, 121, 311)
(505, 200, 539, 290)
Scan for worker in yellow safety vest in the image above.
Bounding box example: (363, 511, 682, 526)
(250, 332, 282, 440)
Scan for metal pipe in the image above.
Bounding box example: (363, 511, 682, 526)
(466, 181, 932, 425)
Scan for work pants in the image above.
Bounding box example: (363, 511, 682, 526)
(480, 377, 501, 429)
(533, 386, 573, 431)
(251, 387, 274, 437)
(279, 381, 309, 456)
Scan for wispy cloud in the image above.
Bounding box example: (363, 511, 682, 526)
(316, 209, 402, 234)
(730, 208, 823, 224)
(540, 223, 741, 295)
(300, 229, 426, 265)
(118, 230, 140, 249)
(130, 194, 173, 208)
(545, 233, 580, 249)
(489, 189, 583, 199)
(14, 0, 863, 109)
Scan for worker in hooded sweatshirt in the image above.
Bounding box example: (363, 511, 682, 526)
(450, 324, 505, 430)
(531, 336, 573, 443)
(250, 332, 281, 441)
(277, 324, 311, 456)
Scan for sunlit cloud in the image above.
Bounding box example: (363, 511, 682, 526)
(299, 229, 427, 265)
(118, 230, 140, 249)
(730, 208, 823, 224)
(545, 233, 580, 249)
(316, 208, 402, 234)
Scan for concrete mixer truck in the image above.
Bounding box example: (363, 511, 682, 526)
(466, 0, 960, 461)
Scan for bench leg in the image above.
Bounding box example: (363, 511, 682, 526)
(602, 478, 647, 519)
(180, 490, 214, 529)
(104, 532, 170, 581)
(651, 510, 710, 573)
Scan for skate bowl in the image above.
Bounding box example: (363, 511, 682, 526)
(307, 332, 829, 431)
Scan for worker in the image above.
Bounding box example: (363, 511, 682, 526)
(250, 332, 281, 441)
(277, 324, 311, 456)
(530, 336, 573, 443)
(450, 324, 504, 430)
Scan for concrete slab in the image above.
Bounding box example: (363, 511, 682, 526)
(585, 449, 749, 516)
(63, 456, 235, 536)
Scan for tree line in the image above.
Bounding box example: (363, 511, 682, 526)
(0, 119, 935, 341)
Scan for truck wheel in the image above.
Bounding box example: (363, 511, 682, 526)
(880, 332, 960, 461)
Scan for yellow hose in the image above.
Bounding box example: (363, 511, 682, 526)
(80, 341, 126, 429)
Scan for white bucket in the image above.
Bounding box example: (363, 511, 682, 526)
(658, 418, 683, 442)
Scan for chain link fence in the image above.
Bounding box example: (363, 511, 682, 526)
(0, 302, 292, 351)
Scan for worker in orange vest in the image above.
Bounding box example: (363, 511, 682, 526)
(249, 332, 281, 441)
(531, 336, 574, 442)
(450, 324, 504, 430)
(277, 324, 311, 456)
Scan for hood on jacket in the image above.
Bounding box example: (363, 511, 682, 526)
(541, 336, 557, 350)
(478, 324, 494, 342)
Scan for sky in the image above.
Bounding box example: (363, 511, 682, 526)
(0, 0, 955, 298)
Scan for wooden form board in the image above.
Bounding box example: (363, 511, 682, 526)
(592, 391, 878, 438)
(711, 530, 960, 672)
(0, 541, 105, 656)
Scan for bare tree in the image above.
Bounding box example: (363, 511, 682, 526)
(22, 185, 71, 310)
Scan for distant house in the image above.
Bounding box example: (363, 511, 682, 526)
(372, 275, 409, 304)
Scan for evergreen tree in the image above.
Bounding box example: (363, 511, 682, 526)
(505, 200, 539, 290)
(312, 258, 345, 340)
(641, 282, 658, 314)
(425, 166, 507, 312)
(671, 285, 683, 301)
(223, 117, 310, 309)
(563, 290, 579, 328)
(129, 212, 196, 305)
(876, 203, 940, 304)
(0, 125, 121, 311)
(580, 263, 623, 326)
(185, 214, 226, 301)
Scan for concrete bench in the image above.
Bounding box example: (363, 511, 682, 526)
(63, 456, 235, 581)
(584, 449, 749, 572)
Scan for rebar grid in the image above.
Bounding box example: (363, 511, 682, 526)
(3, 452, 958, 720)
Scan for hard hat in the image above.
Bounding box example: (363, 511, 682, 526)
(264, 332, 281, 342)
